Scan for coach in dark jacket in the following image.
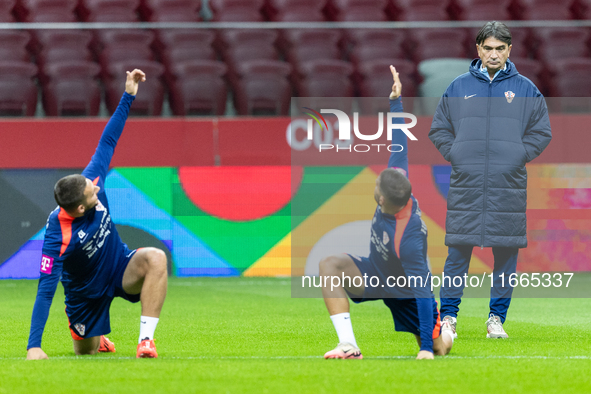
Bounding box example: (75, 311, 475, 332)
(429, 21, 551, 339)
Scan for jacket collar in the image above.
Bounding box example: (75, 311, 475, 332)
(469, 58, 518, 83)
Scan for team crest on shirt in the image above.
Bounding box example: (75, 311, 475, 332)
(505, 91, 515, 103)
(74, 323, 86, 336)
(95, 200, 105, 212)
(383, 231, 390, 245)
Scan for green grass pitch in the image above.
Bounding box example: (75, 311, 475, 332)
(1, 278, 590, 393)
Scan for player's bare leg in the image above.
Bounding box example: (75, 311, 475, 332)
(414, 323, 454, 359)
(73, 336, 101, 355)
(122, 247, 168, 358)
(319, 254, 365, 359)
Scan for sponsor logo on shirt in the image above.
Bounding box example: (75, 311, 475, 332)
(40, 255, 54, 274)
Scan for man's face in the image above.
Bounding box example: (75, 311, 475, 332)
(81, 178, 100, 212)
(477, 36, 512, 74)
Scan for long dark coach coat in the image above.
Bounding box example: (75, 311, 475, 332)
(429, 59, 552, 248)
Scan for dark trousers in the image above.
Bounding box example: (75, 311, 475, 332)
(439, 245, 519, 323)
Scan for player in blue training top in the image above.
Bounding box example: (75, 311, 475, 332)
(26, 69, 168, 360)
(321, 66, 455, 360)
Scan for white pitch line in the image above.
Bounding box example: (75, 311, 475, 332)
(2, 355, 591, 361)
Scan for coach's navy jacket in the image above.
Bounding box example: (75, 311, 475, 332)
(429, 58, 552, 248)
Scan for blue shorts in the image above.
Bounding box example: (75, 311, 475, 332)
(347, 254, 441, 338)
(66, 248, 140, 340)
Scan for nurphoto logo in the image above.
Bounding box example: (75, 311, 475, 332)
(299, 108, 418, 153)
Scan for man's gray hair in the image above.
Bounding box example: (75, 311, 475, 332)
(476, 21, 512, 46)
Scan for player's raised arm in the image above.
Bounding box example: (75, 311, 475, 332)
(82, 69, 146, 184)
(388, 66, 409, 176)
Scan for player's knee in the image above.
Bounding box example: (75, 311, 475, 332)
(319, 255, 340, 275)
(146, 248, 167, 275)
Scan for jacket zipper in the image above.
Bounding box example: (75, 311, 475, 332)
(482, 80, 493, 249)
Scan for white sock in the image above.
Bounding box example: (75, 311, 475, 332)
(330, 313, 357, 347)
(442, 329, 455, 344)
(139, 316, 159, 343)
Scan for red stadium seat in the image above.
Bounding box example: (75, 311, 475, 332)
(160, 43, 216, 72)
(0, 30, 30, 61)
(454, 0, 511, 20)
(218, 29, 277, 50)
(106, 60, 165, 115)
(573, 0, 591, 19)
(168, 60, 228, 116)
(348, 29, 407, 66)
(296, 59, 354, 97)
(97, 30, 155, 62)
(519, 1, 573, 20)
(140, 0, 200, 20)
(155, 29, 215, 54)
(288, 44, 341, 68)
(335, 6, 388, 21)
(22, 0, 78, 21)
(547, 58, 591, 97)
(149, 7, 201, 20)
(0, 0, 15, 20)
(99, 44, 154, 75)
(233, 60, 292, 115)
(0, 61, 38, 116)
(79, 0, 140, 21)
(509, 57, 543, 93)
(393, 0, 450, 20)
(357, 58, 416, 113)
(533, 28, 590, 63)
(42, 61, 102, 116)
(37, 47, 93, 82)
(209, 0, 265, 21)
(280, 29, 341, 51)
(409, 29, 468, 63)
(264, 0, 326, 21)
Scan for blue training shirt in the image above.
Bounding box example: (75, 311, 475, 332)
(366, 97, 436, 352)
(27, 92, 135, 350)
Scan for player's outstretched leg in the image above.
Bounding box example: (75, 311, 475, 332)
(122, 247, 168, 358)
(319, 254, 364, 360)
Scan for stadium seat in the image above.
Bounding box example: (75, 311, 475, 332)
(0, 0, 16, 21)
(454, 0, 511, 20)
(233, 60, 292, 115)
(138, 0, 200, 19)
(335, 6, 388, 21)
(0, 30, 30, 62)
(168, 60, 228, 116)
(518, 0, 574, 20)
(156, 29, 215, 51)
(218, 29, 277, 51)
(296, 59, 354, 97)
(509, 57, 543, 93)
(106, 60, 165, 115)
(0, 61, 38, 116)
(99, 45, 154, 76)
(209, 0, 265, 21)
(409, 29, 468, 63)
(288, 44, 341, 71)
(573, 0, 591, 19)
(546, 58, 591, 96)
(533, 28, 590, 63)
(35, 31, 94, 74)
(160, 43, 216, 72)
(393, 0, 450, 20)
(42, 61, 101, 116)
(326, 0, 387, 19)
(264, 0, 326, 21)
(79, 0, 140, 21)
(21, 0, 78, 21)
(280, 29, 341, 52)
(348, 30, 407, 67)
(357, 58, 416, 114)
